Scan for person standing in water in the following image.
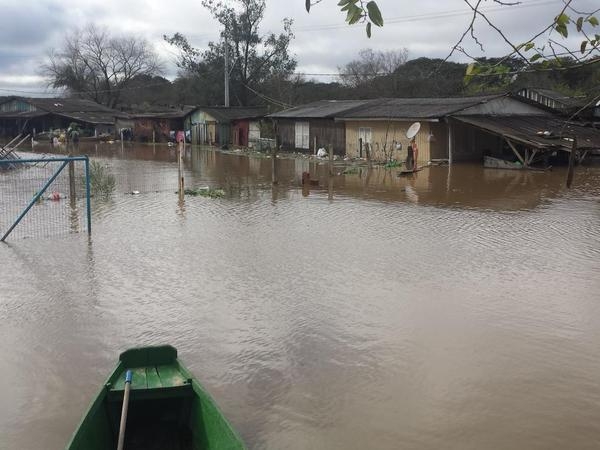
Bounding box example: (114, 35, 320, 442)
(406, 138, 419, 171)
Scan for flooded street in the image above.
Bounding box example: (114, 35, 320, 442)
(2, 143, 600, 449)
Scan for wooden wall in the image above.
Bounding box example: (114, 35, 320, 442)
(345, 120, 433, 163)
(429, 122, 449, 160)
(275, 118, 346, 154)
(276, 119, 296, 151)
(309, 119, 346, 155)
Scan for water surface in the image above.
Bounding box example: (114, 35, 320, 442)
(1, 143, 600, 449)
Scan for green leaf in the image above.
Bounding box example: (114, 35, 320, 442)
(530, 53, 542, 62)
(576, 17, 583, 31)
(524, 42, 535, 51)
(346, 4, 362, 24)
(366, 1, 384, 27)
(466, 63, 476, 76)
(555, 23, 568, 38)
(588, 16, 599, 27)
(555, 13, 570, 26)
(366, 22, 372, 38)
(305, 0, 310, 12)
(581, 40, 588, 54)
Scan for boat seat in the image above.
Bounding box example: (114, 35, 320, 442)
(107, 364, 193, 402)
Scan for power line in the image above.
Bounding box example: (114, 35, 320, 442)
(294, 0, 561, 32)
(242, 83, 291, 108)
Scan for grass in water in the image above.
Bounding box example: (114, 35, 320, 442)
(87, 161, 116, 197)
(182, 187, 226, 198)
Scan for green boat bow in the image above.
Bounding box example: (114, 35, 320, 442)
(66, 345, 245, 450)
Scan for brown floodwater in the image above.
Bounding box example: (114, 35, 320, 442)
(1, 142, 600, 449)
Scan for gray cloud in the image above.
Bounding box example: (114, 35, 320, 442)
(0, 0, 597, 95)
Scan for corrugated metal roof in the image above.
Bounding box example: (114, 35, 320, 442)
(267, 100, 373, 119)
(26, 97, 124, 114)
(0, 97, 128, 123)
(0, 110, 48, 119)
(517, 88, 582, 107)
(453, 115, 600, 150)
(339, 95, 505, 119)
(54, 111, 119, 125)
(131, 106, 195, 120)
(197, 106, 268, 122)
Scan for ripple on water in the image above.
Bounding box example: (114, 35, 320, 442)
(2, 148, 600, 450)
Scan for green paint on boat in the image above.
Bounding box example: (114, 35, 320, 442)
(65, 345, 246, 450)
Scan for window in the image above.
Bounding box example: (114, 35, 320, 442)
(358, 127, 372, 145)
(295, 121, 310, 149)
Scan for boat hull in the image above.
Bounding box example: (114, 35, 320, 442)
(65, 345, 245, 450)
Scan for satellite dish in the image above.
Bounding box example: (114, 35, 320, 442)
(406, 122, 421, 140)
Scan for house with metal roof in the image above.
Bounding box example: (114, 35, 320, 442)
(186, 106, 268, 148)
(0, 97, 127, 138)
(267, 100, 373, 155)
(129, 106, 195, 142)
(268, 94, 557, 163)
(338, 94, 556, 163)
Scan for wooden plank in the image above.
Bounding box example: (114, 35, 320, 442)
(527, 149, 538, 165)
(112, 375, 126, 391)
(145, 366, 163, 389)
(156, 364, 187, 388)
(504, 138, 526, 166)
(130, 367, 147, 390)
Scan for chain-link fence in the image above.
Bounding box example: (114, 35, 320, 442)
(0, 157, 91, 241)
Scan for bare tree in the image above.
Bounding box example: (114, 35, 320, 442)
(338, 48, 408, 88)
(43, 25, 162, 107)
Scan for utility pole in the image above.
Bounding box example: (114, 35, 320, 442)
(224, 33, 230, 107)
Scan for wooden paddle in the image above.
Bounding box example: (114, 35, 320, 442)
(116, 370, 133, 450)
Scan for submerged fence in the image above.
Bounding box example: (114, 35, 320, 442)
(0, 157, 91, 241)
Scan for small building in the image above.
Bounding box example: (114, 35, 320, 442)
(267, 100, 372, 155)
(186, 106, 267, 148)
(0, 96, 126, 138)
(130, 106, 194, 142)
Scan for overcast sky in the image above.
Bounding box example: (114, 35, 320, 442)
(0, 0, 596, 96)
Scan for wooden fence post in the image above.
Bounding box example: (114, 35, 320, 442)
(178, 143, 185, 201)
(566, 137, 577, 188)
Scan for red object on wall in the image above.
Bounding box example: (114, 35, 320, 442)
(232, 120, 250, 147)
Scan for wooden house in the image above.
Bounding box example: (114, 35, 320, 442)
(130, 107, 194, 142)
(267, 100, 372, 155)
(186, 107, 267, 148)
(339, 94, 551, 163)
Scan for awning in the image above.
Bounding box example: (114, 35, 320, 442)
(452, 115, 600, 150)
